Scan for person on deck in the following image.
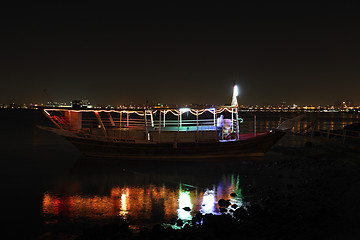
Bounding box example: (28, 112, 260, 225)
(217, 115, 224, 139)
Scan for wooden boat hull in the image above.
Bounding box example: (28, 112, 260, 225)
(60, 130, 285, 160)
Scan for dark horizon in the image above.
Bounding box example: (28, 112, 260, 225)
(1, 4, 360, 106)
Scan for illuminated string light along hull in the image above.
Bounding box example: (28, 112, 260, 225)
(58, 130, 285, 160)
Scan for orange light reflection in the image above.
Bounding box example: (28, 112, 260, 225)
(42, 179, 243, 223)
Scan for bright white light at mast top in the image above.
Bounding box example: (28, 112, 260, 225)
(233, 85, 239, 97)
(231, 85, 239, 107)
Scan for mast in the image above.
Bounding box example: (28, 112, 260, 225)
(43, 89, 56, 107)
(231, 84, 239, 107)
(231, 83, 239, 138)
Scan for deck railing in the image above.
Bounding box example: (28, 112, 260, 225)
(43, 108, 244, 141)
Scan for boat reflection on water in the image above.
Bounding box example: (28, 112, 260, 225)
(41, 162, 245, 230)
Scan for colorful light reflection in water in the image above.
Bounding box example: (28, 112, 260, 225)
(177, 189, 193, 220)
(42, 174, 244, 227)
(201, 189, 216, 214)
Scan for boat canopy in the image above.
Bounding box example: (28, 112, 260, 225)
(43, 106, 240, 141)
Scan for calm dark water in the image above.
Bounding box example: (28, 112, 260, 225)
(41, 161, 247, 235)
(1, 110, 81, 238)
(1, 110, 359, 239)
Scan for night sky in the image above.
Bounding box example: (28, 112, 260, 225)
(1, 4, 360, 106)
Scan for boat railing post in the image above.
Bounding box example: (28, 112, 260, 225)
(177, 113, 180, 140)
(180, 112, 182, 127)
(214, 109, 216, 127)
(68, 111, 72, 129)
(144, 110, 148, 140)
(159, 110, 161, 132)
(126, 112, 129, 127)
(236, 108, 239, 139)
(163, 111, 166, 127)
(196, 109, 199, 142)
(231, 108, 234, 132)
(150, 111, 154, 127)
(119, 111, 122, 139)
(158, 110, 161, 143)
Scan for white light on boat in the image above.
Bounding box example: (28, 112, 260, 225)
(179, 108, 190, 113)
(231, 84, 239, 107)
(233, 85, 239, 97)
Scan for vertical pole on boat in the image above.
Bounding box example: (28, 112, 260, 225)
(236, 107, 239, 139)
(180, 111, 182, 127)
(159, 110, 161, 132)
(144, 110, 148, 140)
(158, 110, 161, 143)
(196, 109, 199, 141)
(127, 112, 129, 126)
(254, 115, 257, 136)
(214, 108, 216, 127)
(68, 111, 72, 129)
(177, 113, 180, 137)
(163, 111, 166, 127)
(231, 108, 234, 132)
(196, 109, 199, 131)
(119, 111, 122, 139)
(150, 111, 154, 127)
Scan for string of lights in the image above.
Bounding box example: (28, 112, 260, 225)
(45, 107, 238, 117)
